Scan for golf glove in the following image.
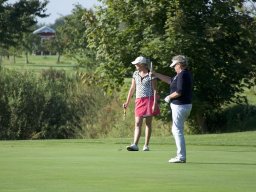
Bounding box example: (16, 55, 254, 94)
(164, 95, 171, 103)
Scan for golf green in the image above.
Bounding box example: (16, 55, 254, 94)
(0, 132, 255, 192)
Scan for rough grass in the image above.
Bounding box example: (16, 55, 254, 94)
(0, 131, 255, 192)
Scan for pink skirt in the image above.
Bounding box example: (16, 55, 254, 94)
(135, 96, 160, 117)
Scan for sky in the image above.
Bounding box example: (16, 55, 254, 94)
(7, 0, 101, 24)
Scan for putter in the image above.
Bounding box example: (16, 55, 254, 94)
(118, 108, 126, 151)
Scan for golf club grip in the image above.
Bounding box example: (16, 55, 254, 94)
(150, 62, 153, 72)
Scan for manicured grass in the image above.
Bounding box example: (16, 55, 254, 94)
(1, 55, 77, 72)
(0, 131, 255, 192)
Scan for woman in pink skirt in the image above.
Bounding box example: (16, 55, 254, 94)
(123, 56, 160, 151)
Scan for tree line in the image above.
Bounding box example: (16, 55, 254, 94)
(84, 0, 256, 132)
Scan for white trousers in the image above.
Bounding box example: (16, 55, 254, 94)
(171, 103, 192, 160)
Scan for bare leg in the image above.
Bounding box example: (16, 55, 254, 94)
(133, 116, 143, 145)
(144, 116, 152, 146)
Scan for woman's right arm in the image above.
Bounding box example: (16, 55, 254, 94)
(123, 78, 136, 109)
(152, 72, 171, 84)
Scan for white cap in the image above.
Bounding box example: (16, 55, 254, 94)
(169, 55, 188, 67)
(131, 56, 147, 65)
(170, 60, 180, 67)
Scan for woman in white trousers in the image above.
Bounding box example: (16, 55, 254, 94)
(151, 55, 192, 163)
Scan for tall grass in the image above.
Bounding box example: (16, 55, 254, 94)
(0, 68, 108, 139)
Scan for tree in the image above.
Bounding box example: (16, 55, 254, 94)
(21, 29, 41, 64)
(85, 0, 256, 132)
(0, 0, 48, 48)
(47, 28, 65, 64)
(165, 0, 256, 132)
(55, 5, 96, 69)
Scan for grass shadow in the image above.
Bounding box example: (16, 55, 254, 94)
(189, 162, 256, 166)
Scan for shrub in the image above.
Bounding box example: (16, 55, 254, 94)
(196, 104, 256, 133)
(0, 68, 107, 139)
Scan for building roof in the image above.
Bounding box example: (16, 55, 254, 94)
(33, 26, 55, 35)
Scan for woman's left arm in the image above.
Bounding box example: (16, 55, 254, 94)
(152, 79, 158, 111)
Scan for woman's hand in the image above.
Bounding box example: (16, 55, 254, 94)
(149, 70, 156, 77)
(152, 102, 157, 112)
(123, 103, 128, 109)
(164, 95, 171, 103)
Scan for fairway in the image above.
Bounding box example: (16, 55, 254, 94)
(0, 132, 255, 192)
(1, 55, 78, 73)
